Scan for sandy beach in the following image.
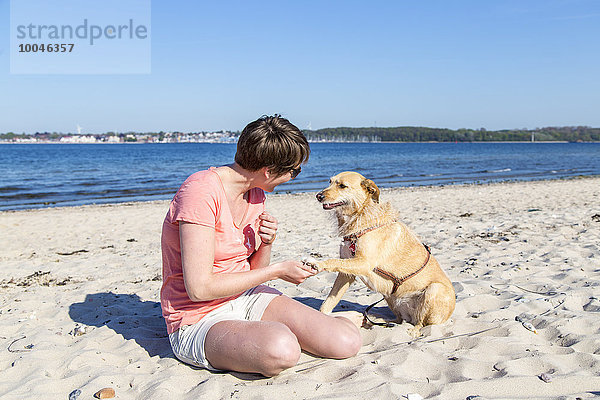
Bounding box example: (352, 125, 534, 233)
(1, 177, 599, 400)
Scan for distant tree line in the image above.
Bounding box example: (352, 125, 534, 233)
(303, 126, 600, 142)
(2, 126, 599, 143)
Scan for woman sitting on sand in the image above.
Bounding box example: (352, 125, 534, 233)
(160, 115, 362, 376)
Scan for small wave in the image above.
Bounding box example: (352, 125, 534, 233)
(377, 174, 404, 179)
(0, 191, 60, 200)
(71, 186, 177, 197)
(140, 179, 169, 184)
(0, 185, 26, 193)
(486, 168, 512, 173)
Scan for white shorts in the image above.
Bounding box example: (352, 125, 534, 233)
(169, 285, 282, 371)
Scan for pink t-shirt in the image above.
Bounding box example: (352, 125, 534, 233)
(160, 168, 266, 334)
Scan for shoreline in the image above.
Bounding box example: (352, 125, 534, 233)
(3, 173, 599, 214)
(3, 140, 600, 145)
(1, 176, 599, 398)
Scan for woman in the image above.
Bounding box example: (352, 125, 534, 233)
(161, 115, 361, 376)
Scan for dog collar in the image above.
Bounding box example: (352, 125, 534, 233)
(343, 222, 395, 256)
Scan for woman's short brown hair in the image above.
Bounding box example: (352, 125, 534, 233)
(235, 115, 310, 176)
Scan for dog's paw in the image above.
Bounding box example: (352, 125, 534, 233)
(301, 256, 319, 271)
(312, 259, 338, 273)
(407, 324, 424, 338)
(331, 311, 365, 328)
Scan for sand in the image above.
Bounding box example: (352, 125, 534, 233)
(1, 177, 599, 399)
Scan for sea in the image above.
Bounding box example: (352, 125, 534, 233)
(1, 142, 599, 211)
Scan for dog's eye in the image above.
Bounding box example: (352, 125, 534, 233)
(338, 183, 347, 189)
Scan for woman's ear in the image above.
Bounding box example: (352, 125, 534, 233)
(261, 167, 271, 179)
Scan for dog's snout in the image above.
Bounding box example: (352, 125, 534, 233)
(316, 191, 324, 202)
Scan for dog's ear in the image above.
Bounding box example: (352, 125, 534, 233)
(361, 179, 380, 203)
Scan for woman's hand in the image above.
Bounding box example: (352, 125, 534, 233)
(273, 260, 317, 285)
(258, 211, 278, 245)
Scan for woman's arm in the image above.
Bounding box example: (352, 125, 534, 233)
(179, 221, 315, 302)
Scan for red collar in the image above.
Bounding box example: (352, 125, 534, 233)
(343, 222, 395, 256)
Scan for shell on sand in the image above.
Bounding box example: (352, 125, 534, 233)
(521, 321, 537, 334)
(94, 388, 115, 399)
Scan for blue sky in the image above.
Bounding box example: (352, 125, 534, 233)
(1, 0, 599, 133)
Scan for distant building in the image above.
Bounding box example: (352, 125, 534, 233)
(105, 135, 121, 143)
(59, 135, 98, 143)
(15, 137, 38, 143)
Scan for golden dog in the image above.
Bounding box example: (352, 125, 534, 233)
(314, 171, 455, 336)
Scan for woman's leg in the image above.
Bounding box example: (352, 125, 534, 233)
(261, 295, 362, 359)
(204, 320, 301, 377)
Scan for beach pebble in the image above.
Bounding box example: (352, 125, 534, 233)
(68, 389, 81, 400)
(406, 394, 423, 400)
(539, 372, 552, 383)
(94, 387, 115, 399)
(465, 258, 477, 266)
(70, 324, 88, 336)
(583, 297, 600, 312)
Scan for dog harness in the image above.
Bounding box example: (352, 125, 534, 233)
(373, 244, 431, 293)
(343, 223, 431, 294)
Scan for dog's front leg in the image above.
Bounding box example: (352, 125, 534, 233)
(317, 257, 370, 276)
(320, 273, 355, 314)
